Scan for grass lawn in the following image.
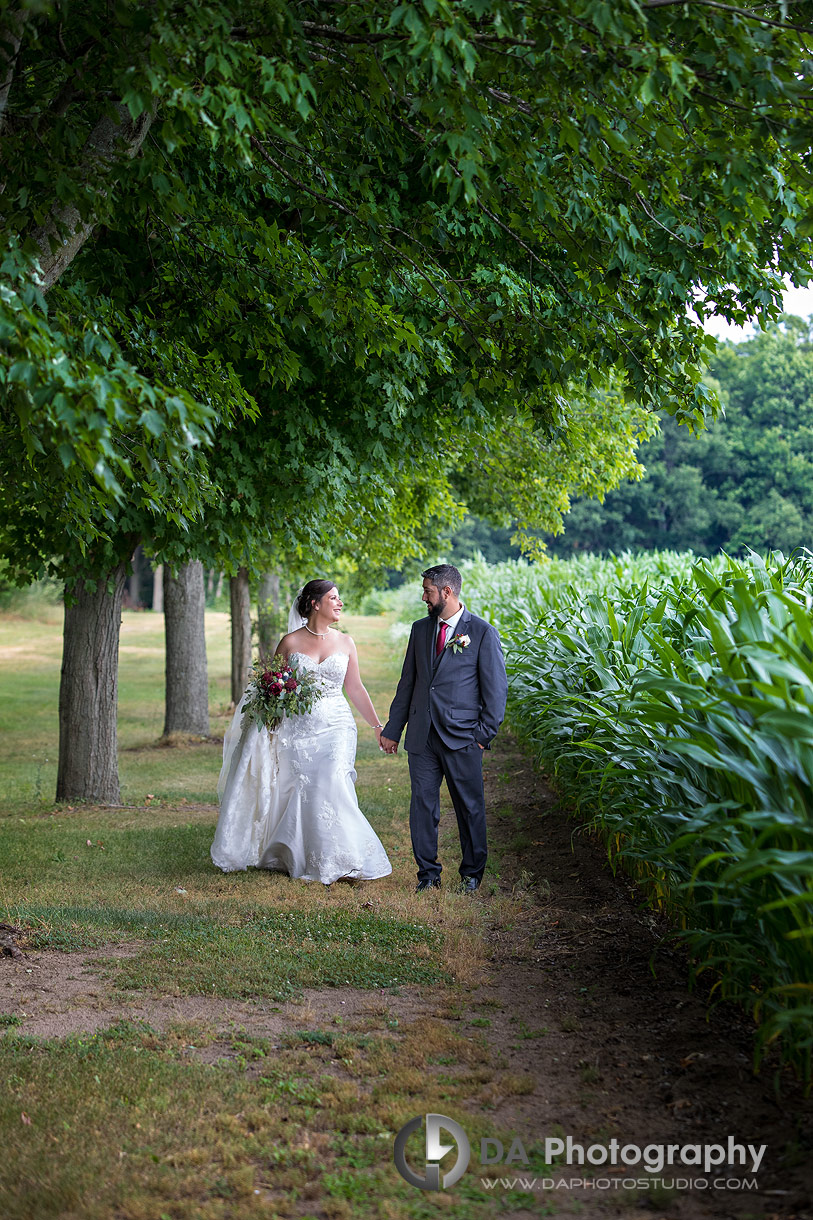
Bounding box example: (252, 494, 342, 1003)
(0, 606, 548, 1220)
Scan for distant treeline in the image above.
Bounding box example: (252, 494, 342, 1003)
(549, 317, 813, 556)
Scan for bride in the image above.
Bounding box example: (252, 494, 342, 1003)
(211, 579, 392, 885)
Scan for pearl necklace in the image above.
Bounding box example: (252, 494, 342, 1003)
(304, 623, 330, 638)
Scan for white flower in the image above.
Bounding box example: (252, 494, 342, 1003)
(458, 634, 471, 647)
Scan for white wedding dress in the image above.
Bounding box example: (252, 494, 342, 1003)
(211, 651, 392, 884)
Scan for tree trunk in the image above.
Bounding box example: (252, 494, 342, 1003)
(257, 570, 280, 660)
(128, 544, 143, 608)
(163, 561, 209, 737)
(56, 565, 126, 804)
(230, 567, 252, 705)
(214, 571, 224, 601)
(152, 562, 163, 613)
(31, 101, 155, 291)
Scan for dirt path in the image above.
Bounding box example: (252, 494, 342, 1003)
(470, 737, 813, 1219)
(3, 735, 812, 1219)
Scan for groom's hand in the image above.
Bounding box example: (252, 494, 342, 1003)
(380, 735, 398, 754)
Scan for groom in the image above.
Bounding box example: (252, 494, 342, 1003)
(380, 564, 508, 893)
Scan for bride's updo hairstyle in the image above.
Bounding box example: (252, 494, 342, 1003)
(297, 579, 336, 620)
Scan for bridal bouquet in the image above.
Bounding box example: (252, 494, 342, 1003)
(241, 655, 322, 732)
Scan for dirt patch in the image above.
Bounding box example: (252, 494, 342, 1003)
(0, 943, 432, 1043)
(472, 738, 813, 1219)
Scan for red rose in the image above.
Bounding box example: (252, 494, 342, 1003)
(284, 678, 297, 691)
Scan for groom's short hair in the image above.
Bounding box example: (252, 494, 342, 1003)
(422, 564, 462, 597)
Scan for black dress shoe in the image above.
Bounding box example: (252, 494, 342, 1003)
(459, 876, 480, 894)
(415, 878, 441, 892)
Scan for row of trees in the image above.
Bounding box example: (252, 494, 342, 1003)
(3, 1, 813, 803)
(549, 320, 813, 556)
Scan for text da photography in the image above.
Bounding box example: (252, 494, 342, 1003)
(393, 1114, 767, 1193)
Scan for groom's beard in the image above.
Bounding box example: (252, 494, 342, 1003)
(427, 596, 447, 620)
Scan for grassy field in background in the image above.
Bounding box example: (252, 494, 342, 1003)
(0, 608, 456, 983)
(0, 607, 412, 811)
(0, 606, 235, 811)
(0, 606, 547, 1220)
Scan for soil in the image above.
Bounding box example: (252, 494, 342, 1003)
(471, 741, 813, 1220)
(3, 736, 812, 1220)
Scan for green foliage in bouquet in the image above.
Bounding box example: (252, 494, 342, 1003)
(241, 655, 322, 734)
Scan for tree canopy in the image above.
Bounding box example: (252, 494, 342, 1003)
(3, 0, 813, 579)
(548, 317, 813, 557)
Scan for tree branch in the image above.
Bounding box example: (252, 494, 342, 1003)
(248, 133, 487, 350)
(30, 101, 155, 291)
(640, 0, 813, 33)
(297, 19, 536, 47)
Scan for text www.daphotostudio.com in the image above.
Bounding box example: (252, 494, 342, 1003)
(393, 1114, 765, 1194)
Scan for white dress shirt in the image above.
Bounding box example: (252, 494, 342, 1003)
(435, 604, 465, 652)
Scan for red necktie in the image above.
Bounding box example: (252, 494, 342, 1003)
(436, 621, 448, 657)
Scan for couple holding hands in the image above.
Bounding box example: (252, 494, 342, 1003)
(211, 564, 508, 893)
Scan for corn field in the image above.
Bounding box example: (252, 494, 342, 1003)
(463, 551, 813, 1080)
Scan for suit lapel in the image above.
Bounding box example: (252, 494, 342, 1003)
(424, 616, 435, 674)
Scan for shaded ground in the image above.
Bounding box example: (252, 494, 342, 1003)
(472, 740, 813, 1219)
(3, 735, 812, 1219)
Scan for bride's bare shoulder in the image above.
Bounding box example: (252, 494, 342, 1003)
(276, 628, 306, 655)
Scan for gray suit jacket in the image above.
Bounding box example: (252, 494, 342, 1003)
(383, 608, 507, 753)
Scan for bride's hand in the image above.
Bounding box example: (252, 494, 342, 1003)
(374, 725, 391, 752)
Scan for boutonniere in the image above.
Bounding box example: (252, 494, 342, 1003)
(446, 632, 471, 654)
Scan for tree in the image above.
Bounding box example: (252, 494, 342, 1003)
(548, 320, 813, 556)
(5, 1, 813, 799)
(56, 564, 127, 803)
(152, 563, 164, 613)
(447, 516, 523, 566)
(163, 561, 209, 738)
(5, 0, 813, 490)
(257, 571, 281, 661)
(710, 319, 813, 552)
(230, 568, 252, 707)
(453, 380, 659, 556)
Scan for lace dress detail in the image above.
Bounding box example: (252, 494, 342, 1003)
(211, 650, 391, 884)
